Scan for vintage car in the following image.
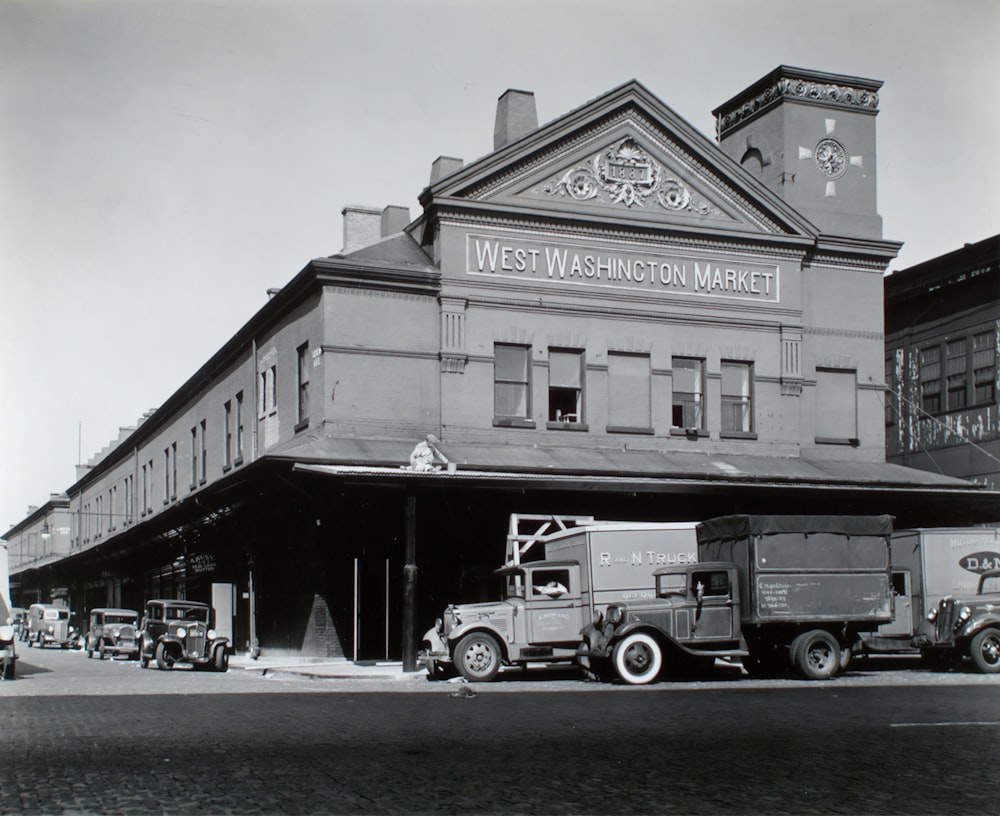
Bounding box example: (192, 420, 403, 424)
(913, 569, 1000, 673)
(138, 599, 229, 672)
(85, 607, 140, 660)
(27, 603, 81, 649)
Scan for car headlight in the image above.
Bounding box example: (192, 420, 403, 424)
(955, 607, 972, 630)
(207, 629, 217, 639)
(927, 606, 939, 622)
(47, 624, 54, 634)
(176, 626, 187, 639)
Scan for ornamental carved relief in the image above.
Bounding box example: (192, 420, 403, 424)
(541, 137, 720, 216)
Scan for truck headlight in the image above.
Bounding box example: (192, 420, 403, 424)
(207, 629, 217, 639)
(926, 606, 938, 622)
(955, 607, 972, 630)
(607, 606, 625, 626)
(176, 627, 187, 639)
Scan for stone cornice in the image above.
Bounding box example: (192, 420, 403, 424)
(714, 66, 882, 140)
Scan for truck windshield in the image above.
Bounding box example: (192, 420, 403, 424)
(981, 575, 1000, 594)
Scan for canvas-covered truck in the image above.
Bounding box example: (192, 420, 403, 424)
(1, 542, 17, 680)
(860, 527, 1000, 656)
(419, 514, 698, 681)
(580, 515, 894, 684)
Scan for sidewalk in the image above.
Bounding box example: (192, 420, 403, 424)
(230, 653, 428, 682)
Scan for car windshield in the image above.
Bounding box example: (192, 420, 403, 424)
(44, 609, 70, 620)
(165, 606, 209, 623)
(105, 614, 137, 625)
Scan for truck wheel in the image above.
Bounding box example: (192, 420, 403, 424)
(791, 630, 840, 680)
(98, 641, 107, 661)
(213, 646, 229, 673)
(154, 642, 175, 671)
(454, 633, 501, 682)
(969, 628, 1000, 673)
(2, 655, 14, 681)
(612, 633, 663, 685)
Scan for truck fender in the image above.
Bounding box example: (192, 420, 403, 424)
(963, 616, 1000, 642)
(422, 627, 447, 655)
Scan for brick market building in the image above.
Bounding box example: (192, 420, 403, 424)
(7, 67, 998, 666)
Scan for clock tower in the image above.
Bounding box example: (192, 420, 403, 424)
(713, 66, 884, 240)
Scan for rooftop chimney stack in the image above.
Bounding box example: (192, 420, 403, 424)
(494, 89, 538, 150)
(341, 206, 383, 253)
(380, 205, 411, 237)
(430, 156, 464, 184)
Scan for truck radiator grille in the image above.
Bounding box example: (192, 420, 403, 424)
(935, 600, 957, 640)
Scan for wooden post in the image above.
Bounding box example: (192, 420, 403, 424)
(402, 491, 418, 672)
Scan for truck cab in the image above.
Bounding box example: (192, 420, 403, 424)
(912, 569, 1000, 673)
(422, 560, 585, 682)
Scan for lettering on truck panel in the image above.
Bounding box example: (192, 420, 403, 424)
(599, 551, 696, 567)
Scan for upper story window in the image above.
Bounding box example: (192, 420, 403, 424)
(235, 390, 245, 462)
(672, 357, 705, 431)
(190, 426, 198, 488)
(224, 400, 233, 469)
(199, 419, 207, 484)
(259, 365, 277, 418)
(494, 343, 531, 425)
(815, 368, 858, 445)
(721, 360, 754, 436)
(919, 345, 942, 414)
(296, 343, 310, 428)
(919, 330, 997, 416)
(548, 348, 584, 425)
(973, 331, 997, 406)
(607, 352, 651, 433)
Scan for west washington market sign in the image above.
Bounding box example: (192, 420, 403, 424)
(467, 234, 780, 302)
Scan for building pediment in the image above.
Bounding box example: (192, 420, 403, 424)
(421, 81, 818, 242)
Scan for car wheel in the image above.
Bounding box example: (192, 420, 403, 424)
(612, 632, 663, 685)
(969, 628, 1000, 674)
(1, 655, 14, 681)
(98, 641, 107, 661)
(214, 647, 229, 672)
(454, 632, 502, 682)
(791, 630, 840, 680)
(154, 642, 175, 671)
(140, 651, 150, 669)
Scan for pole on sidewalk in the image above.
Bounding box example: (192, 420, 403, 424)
(402, 491, 418, 672)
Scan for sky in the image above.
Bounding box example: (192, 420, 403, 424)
(1, 0, 998, 531)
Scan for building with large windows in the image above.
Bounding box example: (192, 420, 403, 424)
(884, 234, 999, 489)
(7, 67, 997, 666)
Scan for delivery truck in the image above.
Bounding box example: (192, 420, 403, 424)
(419, 514, 698, 681)
(580, 514, 894, 683)
(859, 526, 1000, 655)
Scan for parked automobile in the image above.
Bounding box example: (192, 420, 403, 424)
(137, 599, 230, 672)
(27, 603, 81, 649)
(912, 569, 1000, 673)
(85, 608, 140, 660)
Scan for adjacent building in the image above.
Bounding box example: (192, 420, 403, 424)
(885, 234, 1000, 489)
(7, 67, 998, 666)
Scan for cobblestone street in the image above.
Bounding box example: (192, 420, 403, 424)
(2, 649, 998, 815)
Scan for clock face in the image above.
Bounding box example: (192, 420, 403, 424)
(814, 138, 848, 179)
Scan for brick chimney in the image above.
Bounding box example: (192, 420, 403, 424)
(341, 206, 382, 253)
(430, 156, 464, 184)
(342, 205, 413, 253)
(494, 89, 537, 150)
(380, 205, 410, 237)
